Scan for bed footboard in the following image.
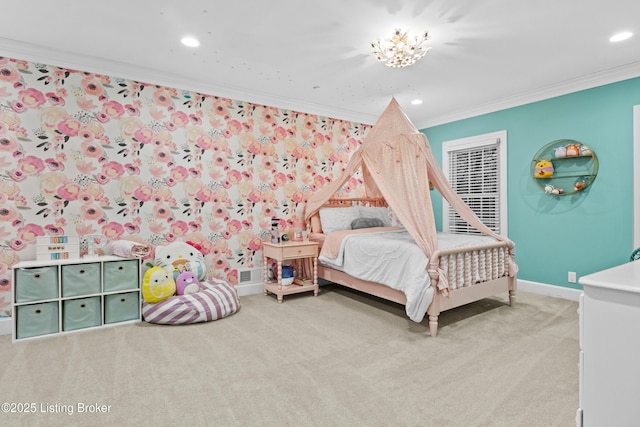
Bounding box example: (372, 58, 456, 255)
(426, 240, 516, 336)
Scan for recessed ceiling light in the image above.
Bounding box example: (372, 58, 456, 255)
(609, 31, 632, 42)
(411, 99, 423, 105)
(181, 36, 200, 47)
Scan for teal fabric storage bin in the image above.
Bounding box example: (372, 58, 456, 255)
(61, 263, 101, 297)
(103, 260, 139, 292)
(63, 296, 101, 331)
(104, 292, 139, 324)
(15, 266, 59, 303)
(16, 302, 59, 339)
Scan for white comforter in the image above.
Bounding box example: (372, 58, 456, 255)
(319, 230, 498, 323)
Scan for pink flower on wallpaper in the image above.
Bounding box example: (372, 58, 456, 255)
(212, 256, 227, 270)
(212, 100, 229, 116)
(273, 172, 287, 187)
(46, 92, 65, 106)
(76, 96, 98, 111)
(213, 154, 228, 168)
(17, 223, 44, 244)
(226, 169, 242, 185)
(195, 134, 214, 150)
(153, 203, 172, 220)
(170, 166, 189, 182)
(0, 63, 20, 83)
(102, 161, 125, 180)
(81, 140, 105, 158)
(77, 191, 95, 204)
(226, 219, 242, 235)
(45, 158, 64, 171)
(133, 127, 154, 143)
(212, 204, 228, 219)
(17, 155, 45, 176)
(132, 185, 154, 202)
(81, 77, 104, 97)
(75, 223, 98, 236)
(0, 206, 19, 223)
(124, 222, 140, 233)
(80, 204, 103, 221)
(125, 104, 140, 116)
(153, 147, 172, 163)
(153, 89, 173, 107)
(56, 181, 81, 201)
(44, 224, 65, 236)
(170, 220, 188, 236)
(17, 88, 46, 110)
(0, 135, 19, 152)
(76, 159, 97, 174)
(102, 222, 125, 240)
(170, 111, 189, 128)
(195, 187, 214, 203)
(247, 189, 262, 204)
(102, 100, 125, 119)
(247, 140, 261, 156)
(148, 222, 166, 235)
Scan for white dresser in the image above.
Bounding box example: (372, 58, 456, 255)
(577, 261, 640, 426)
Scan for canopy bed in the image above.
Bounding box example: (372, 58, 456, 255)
(303, 99, 517, 336)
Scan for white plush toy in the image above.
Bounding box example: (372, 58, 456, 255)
(154, 241, 207, 281)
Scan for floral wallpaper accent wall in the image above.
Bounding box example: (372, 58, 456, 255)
(0, 56, 370, 317)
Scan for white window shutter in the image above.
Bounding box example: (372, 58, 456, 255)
(442, 131, 507, 236)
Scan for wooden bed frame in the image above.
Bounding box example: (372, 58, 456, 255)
(309, 197, 517, 337)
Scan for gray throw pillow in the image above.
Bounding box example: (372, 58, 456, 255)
(351, 217, 385, 230)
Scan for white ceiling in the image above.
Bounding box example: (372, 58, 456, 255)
(1, 0, 639, 128)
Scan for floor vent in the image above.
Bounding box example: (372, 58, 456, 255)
(239, 268, 263, 284)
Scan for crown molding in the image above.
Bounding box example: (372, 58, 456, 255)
(2, 37, 638, 130)
(0, 38, 378, 125)
(414, 62, 640, 129)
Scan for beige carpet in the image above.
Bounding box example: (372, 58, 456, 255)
(0, 285, 579, 427)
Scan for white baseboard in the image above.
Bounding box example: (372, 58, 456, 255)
(236, 279, 582, 302)
(236, 282, 264, 297)
(0, 317, 12, 336)
(517, 279, 582, 301)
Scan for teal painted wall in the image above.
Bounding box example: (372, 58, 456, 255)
(422, 77, 640, 289)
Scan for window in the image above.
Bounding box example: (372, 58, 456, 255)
(442, 131, 508, 235)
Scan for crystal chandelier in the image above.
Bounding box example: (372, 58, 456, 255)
(370, 28, 431, 68)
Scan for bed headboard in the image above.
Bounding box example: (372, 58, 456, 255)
(309, 197, 388, 233)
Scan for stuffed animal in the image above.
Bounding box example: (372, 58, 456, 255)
(579, 145, 592, 156)
(176, 271, 202, 295)
(534, 160, 554, 178)
(566, 143, 580, 157)
(142, 266, 176, 303)
(554, 146, 567, 158)
(155, 241, 207, 281)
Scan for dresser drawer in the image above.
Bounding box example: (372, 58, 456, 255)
(61, 263, 101, 297)
(63, 296, 101, 331)
(104, 292, 139, 324)
(280, 244, 317, 259)
(16, 302, 59, 339)
(103, 260, 139, 292)
(15, 266, 59, 303)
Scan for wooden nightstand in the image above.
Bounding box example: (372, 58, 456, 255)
(262, 241, 318, 303)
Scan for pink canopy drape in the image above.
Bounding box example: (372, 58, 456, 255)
(304, 98, 516, 294)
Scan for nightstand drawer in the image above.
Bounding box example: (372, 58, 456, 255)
(63, 296, 101, 331)
(103, 260, 139, 292)
(281, 245, 317, 259)
(61, 263, 101, 297)
(15, 266, 59, 303)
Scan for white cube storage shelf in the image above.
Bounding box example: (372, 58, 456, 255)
(12, 256, 141, 341)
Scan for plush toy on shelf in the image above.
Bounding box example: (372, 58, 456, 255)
(544, 184, 563, 195)
(566, 143, 580, 157)
(535, 160, 554, 178)
(579, 145, 593, 156)
(554, 146, 567, 158)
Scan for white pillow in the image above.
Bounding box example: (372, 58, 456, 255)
(357, 206, 391, 226)
(319, 207, 359, 234)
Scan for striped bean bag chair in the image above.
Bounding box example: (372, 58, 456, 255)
(142, 278, 239, 325)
